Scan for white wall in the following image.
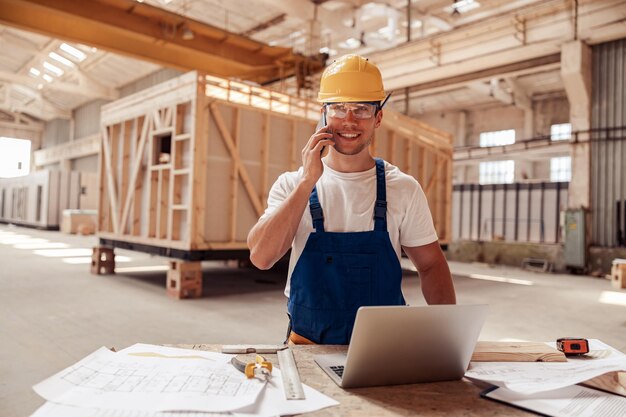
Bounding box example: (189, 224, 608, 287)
(416, 96, 571, 183)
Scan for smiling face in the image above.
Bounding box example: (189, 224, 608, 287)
(324, 103, 383, 156)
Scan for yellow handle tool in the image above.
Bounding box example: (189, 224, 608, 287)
(231, 354, 273, 381)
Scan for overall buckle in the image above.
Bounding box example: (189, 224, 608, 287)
(374, 201, 387, 219)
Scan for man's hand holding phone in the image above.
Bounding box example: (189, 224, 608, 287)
(301, 123, 334, 187)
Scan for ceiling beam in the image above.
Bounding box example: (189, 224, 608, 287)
(0, 88, 70, 120)
(389, 53, 560, 99)
(0, 71, 118, 100)
(0, 0, 325, 85)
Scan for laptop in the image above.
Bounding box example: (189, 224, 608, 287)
(314, 304, 488, 388)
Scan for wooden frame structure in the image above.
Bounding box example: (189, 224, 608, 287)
(98, 71, 453, 261)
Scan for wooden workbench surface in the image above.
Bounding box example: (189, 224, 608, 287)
(174, 344, 531, 417)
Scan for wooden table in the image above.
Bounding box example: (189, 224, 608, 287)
(173, 344, 532, 416)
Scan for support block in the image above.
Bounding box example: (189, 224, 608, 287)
(167, 260, 202, 299)
(91, 246, 115, 275)
(611, 264, 626, 289)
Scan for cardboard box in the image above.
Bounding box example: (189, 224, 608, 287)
(61, 209, 97, 234)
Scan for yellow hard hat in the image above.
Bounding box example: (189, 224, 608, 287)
(318, 54, 386, 103)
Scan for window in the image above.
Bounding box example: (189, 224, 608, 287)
(550, 156, 571, 182)
(551, 123, 571, 141)
(479, 160, 515, 184)
(0, 137, 31, 178)
(479, 129, 515, 147)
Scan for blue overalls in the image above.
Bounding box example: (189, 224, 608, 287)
(287, 158, 406, 344)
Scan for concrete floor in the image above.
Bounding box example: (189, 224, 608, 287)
(1, 223, 625, 417)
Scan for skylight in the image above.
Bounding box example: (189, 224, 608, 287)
(43, 61, 63, 76)
(59, 43, 87, 62)
(49, 51, 75, 68)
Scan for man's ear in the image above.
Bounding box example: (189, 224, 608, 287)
(374, 110, 383, 128)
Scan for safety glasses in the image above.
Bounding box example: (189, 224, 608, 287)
(325, 102, 379, 120)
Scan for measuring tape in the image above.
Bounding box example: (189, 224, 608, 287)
(222, 344, 305, 400)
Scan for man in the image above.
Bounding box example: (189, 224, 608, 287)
(247, 54, 456, 345)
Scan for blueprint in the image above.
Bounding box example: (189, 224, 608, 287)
(466, 339, 626, 395)
(33, 347, 265, 412)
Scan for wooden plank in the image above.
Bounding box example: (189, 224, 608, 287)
(370, 132, 377, 156)
(119, 113, 150, 237)
(209, 102, 264, 217)
(121, 120, 132, 232)
(583, 372, 626, 397)
(419, 146, 427, 185)
(471, 342, 566, 362)
(444, 157, 452, 243)
(100, 126, 120, 234)
(189, 82, 209, 248)
(404, 139, 412, 174)
(289, 120, 297, 171)
(424, 155, 438, 195)
(97, 132, 107, 232)
(155, 169, 162, 238)
(161, 168, 170, 239)
(148, 171, 158, 237)
(387, 130, 396, 164)
(260, 113, 270, 207)
(132, 116, 145, 236)
(230, 107, 240, 242)
(153, 109, 161, 130)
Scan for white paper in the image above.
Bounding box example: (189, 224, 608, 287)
(466, 339, 626, 395)
(232, 370, 339, 417)
(117, 343, 234, 363)
(31, 369, 338, 417)
(484, 385, 626, 417)
(33, 347, 264, 412)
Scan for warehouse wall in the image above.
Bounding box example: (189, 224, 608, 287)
(119, 68, 182, 97)
(41, 118, 70, 148)
(591, 37, 626, 248)
(417, 96, 570, 183)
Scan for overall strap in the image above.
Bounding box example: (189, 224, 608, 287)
(374, 158, 387, 231)
(309, 186, 325, 233)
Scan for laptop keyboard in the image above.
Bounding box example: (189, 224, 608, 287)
(330, 365, 344, 377)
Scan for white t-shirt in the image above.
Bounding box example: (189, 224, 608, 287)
(260, 159, 439, 297)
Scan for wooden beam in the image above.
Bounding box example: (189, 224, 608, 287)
(290, 120, 297, 171)
(119, 114, 150, 237)
(100, 125, 120, 234)
(33, 134, 99, 166)
(0, 0, 325, 85)
(387, 131, 396, 165)
(260, 113, 270, 207)
(230, 107, 240, 242)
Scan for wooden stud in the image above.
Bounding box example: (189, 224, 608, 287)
(289, 120, 297, 171)
(100, 126, 120, 234)
(121, 120, 132, 232)
(424, 155, 438, 195)
(260, 113, 270, 207)
(387, 130, 396, 164)
(230, 107, 240, 242)
(404, 139, 413, 174)
(189, 80, 209, 248)
(209, 103, 264, 217)
(120, 113, 150, 237)
(370, 132, 377, 156)
(161, 168, 170, 239)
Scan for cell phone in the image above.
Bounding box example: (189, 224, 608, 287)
(317, 111, 332, 155)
